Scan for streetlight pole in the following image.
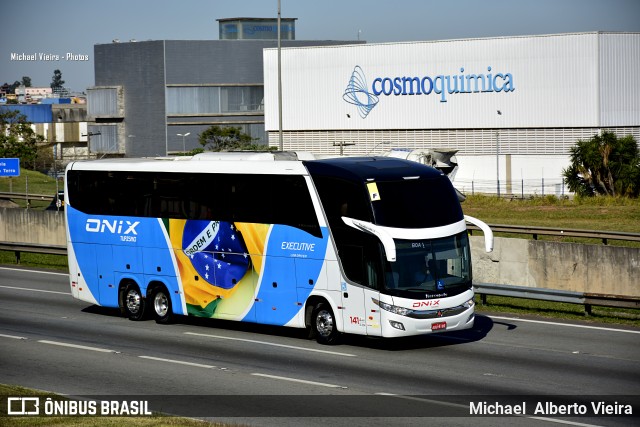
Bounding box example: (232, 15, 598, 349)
(177, 132, 191, 153)
(496, 110, 502, 198)
(277, 0, 283, 151)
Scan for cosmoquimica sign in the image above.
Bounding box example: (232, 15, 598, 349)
(343, 65, 515, 118)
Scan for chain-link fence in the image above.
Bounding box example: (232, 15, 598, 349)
(454, 178, 569, 198)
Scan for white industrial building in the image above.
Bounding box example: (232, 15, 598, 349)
(263, 32, 640, 195)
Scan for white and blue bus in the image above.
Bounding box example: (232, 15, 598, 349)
(65, 152, 493, 344)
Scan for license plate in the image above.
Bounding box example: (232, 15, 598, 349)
(431, 321, 447, 331)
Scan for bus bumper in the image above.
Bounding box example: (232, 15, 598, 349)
(379, 305, 475, 338)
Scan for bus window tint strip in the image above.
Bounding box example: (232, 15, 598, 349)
(67, 170, 321, 237)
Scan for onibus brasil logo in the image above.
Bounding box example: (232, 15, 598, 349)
(343, 65, 515, 119)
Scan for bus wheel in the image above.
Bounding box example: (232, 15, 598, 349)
(151, 287, 174, 324)
(123, 284, 146, 321)
(313, 303, 339, 345)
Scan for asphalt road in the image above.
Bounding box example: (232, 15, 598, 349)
(0, 266, 638, 426)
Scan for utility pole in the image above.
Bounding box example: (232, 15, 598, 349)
(333, 141, 356, 156)
(277, 0, 283, 150)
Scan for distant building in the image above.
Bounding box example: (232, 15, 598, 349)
(88, 17, 361, 157)
(17, 87, 53, 97)
(263, 32, 640, 195)
(0, 103, 89, 161)
(217, 17, 296, 40)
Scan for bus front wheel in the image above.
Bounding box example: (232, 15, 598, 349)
(123, 284, 146, 321)
(151, 287, 174, 324)
(313, 303, 339, 345)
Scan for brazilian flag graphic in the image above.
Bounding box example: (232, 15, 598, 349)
(182, 220, 249, 289)
(169, 219, 268, 318)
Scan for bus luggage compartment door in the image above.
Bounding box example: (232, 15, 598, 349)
(255, 256, 298, 326)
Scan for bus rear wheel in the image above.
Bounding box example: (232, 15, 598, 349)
(151, 287, 174, 324)
(123, 284, 146, 321)
(312, 302, 339, 345)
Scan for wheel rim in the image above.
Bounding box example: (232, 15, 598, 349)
(154, 292, 169, 317)
(125, 289, 141, 314)
(316, 309, 334, 337)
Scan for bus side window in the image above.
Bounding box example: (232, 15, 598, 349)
(338, 238, 381, 289)
(339, 245, 364, 285)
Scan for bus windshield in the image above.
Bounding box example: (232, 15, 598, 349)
(372, 176, 463, 228)
(385, 231, 471, 298)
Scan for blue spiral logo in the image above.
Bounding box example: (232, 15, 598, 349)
(343, 66, 379, 118)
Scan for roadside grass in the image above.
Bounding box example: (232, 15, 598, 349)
(475, 295, 640, 327)
(0, 250, 68, 271)
(462, 194, 640, 233)
(0, 385, 234, 427)
(0, 170, 61, 209)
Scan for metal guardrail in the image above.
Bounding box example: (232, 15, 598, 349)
(467, 223, 640, 245)
(474, 282, 640, 314)
(0, 191, 52, 201)
(1, 192, 639, 244)
(0, 240, 638, 313)
(0, 242, 67, 264)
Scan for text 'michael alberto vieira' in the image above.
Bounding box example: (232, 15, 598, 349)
(469, 400, 633, 416)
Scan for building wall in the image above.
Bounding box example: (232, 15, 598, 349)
(94, 40, 363, 157)
(262, 33, 640, 192)
(600, 33, 640, 126)
(264, 33, 640, 131)
(94, 41, 167, 157)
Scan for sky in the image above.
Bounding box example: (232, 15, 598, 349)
(2, 0, 640, 92)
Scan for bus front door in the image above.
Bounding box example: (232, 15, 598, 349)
(342, 285, 381, 337)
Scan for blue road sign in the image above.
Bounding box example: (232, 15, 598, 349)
(0, 158, 20, 177)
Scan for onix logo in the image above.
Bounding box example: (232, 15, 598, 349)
(413, 300, 441, 308)
(342, 66, 379, 119)
(85, 219, 139, 235)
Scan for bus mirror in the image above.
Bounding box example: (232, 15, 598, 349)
(464, 215, 494, 253)
(341, 217, 397, 262)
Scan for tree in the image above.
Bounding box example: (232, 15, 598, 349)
(0, 109, 44, 166)
(563, 131, 640, 198)
(9, 80, 21, 93)
(50, 69, 65, 92)
(21, 76, 32, 87)
(198, 125, 262, 151)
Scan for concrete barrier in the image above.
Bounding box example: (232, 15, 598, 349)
(470, 236, 640, 298)
(0, 208, 637, 299)
(0, 208, 66, 246)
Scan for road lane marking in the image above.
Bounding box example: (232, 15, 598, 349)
(376, 394, 602, 427)
(38, 340, 120, 354)
(0, 333, 27, 340)
(184, 332, 356, 357)
(376, 392, 468, 410)
(526, 417, 602, 427)
(0, 285, 69, 296)
(139, 355, 220, 369)
(251, 373, 345, 389)
(489, 315, 640, 334)
(0, 267, 68, 276)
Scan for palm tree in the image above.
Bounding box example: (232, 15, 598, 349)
(563, 132, 640, 198)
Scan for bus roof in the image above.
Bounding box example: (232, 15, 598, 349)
(65, 152, 312, 175)
(303, 156, 445, 182)
(65, 153, 444, 181)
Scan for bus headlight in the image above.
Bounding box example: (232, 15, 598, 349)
(463, 299, 475, 309)
(372, 298, 411, 316)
